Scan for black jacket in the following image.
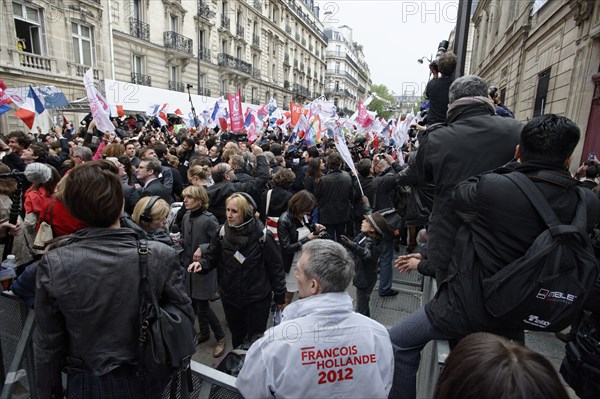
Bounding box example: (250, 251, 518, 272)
(315, 170, 354, 224)
(277, 211, 311, 273)
(396, 151, 433, 226)
(207, 155, 269, 224)
(347, 233, 380, 289)
(372, 165, 400, 211)
(34, 228, 193, 397)
(200, 221, 286, 308)
(416, 105, 522, 283)
(139, 178, 173, 204)
(425, 164, 600, 337)
(260, 186, 292, 222)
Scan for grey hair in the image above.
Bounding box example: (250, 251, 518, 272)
(73, 146, 93, 161)
(448, 75, 489, 103)
(301, 240, 354, 293)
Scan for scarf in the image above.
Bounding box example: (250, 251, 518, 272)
(446, 96, 495, 123)
(222, 217, 258, 254)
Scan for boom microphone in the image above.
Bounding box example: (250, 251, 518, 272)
(0, 163, 52, 183)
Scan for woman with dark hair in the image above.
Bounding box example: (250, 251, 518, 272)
(180, 185, 226, 358)
(260, 168, 295, 222)
(34, 160, 193, 398)
(188, 192, 286, 348)
(303, 157, 323, 194)
(433, 332, 569, 399)
(277, 190, 326, 305)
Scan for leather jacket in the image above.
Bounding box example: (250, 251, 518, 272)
(34, 227, 193, 397)
(277, 211, 310, 273)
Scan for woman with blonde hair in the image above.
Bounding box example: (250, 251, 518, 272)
(132, 196, 173, 246)
(187, 164, 212, 187)
(180, 185, 225, 357)
(188, 192, 286, 348)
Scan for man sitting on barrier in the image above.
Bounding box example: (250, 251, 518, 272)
(235, 239, 394, 398)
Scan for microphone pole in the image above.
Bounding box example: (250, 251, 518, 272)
(187, 84, 199, 130)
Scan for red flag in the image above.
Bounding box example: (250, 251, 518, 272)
(290, 102, 303, 126)
(228, 89, 244, 132)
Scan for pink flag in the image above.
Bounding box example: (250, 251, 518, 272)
(355, 100, 373, 128)
(228, 89, 244, 132)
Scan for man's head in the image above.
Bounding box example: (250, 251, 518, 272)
(152, 143, 169, 160)
(139, 147, 157, 159)
(64, 160, 123, 227)
(181, 138, 195, 152)
(518, 114, 580, 166)
(294, 240, 354, 299)
(7, 131, 30, 154)
(209, 145, 222, 160)
(436, 51, 457, 77)
(448, 75, 488, 104)
(137, 157, 161, 183)
(326, 152, 343, 171)
(211, 162, 235, 183)
(125, 141, 137, 158)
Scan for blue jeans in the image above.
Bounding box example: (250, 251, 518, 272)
(378, 238, 394, 294)
(388, 307, 454, 399)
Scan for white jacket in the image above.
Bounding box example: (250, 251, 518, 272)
(235, 292, 394, 398)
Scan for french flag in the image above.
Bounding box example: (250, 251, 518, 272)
(0, 80, 12, 116)
(15, 86, 45, 129)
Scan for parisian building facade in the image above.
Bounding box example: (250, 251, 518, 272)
(469, 0, 600, 166)
(1, 0, 367, 132)
(323, 25, 371, 116)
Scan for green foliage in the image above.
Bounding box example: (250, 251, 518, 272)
(367, 84, 397, 120)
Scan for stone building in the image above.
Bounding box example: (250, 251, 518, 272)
(0, 0, 329, 132)
(470, 0, 600, 166)
(323, 25, 371, 116)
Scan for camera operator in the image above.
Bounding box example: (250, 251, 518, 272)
(488, 86, 515, 118)
(424, 49, 457, 126)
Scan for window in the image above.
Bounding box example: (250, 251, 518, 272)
(335, 61, 340, 73)
(133, 54, 143, 74)
(72, 22, 94, 66)
(236, 46, 242, 60)
(531, 0, 548, 15)
(13, 1, 44, 55)
(170, 66, 179, 82)
(170, 14, 179, 33)
(533, 68, 551, 117)
(133, 0, 143, 20)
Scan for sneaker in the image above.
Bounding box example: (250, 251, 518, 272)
(379, 289, 399, 297)
(196, 333, 210, 344)
(213, 338, 226, 358)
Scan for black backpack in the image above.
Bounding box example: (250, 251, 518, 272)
(376, 208, 403, 240)
(481, 172, 598, 332)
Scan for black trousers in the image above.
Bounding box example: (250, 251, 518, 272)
(324, 222, 346, 243)
(194, 299, 225, 340)
(221, 295, 271, 348)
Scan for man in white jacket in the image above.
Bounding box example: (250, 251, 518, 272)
(236, 240, 394, 398)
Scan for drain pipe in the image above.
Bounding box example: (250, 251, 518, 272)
(107, 0, 116, 80)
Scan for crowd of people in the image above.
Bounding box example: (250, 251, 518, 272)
(1, 71, 599, 399)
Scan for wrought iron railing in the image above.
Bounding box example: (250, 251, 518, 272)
(199, 46, 212, 62)
(68, 62, 101, 79)
(199, 87, 211, 96)
(221, 16, 230, 29)
(285, 24, 292, 34)
(284, 80, 290, 89)
(309, 43, 313, 52)
(131, 72, 152, 86)
(164, 31, 193, 54)
(169, 80, 186, 92)
(301, 38, 306, 46)
(252, 67, 261, 79)
(345, 71, 358, 85)
(217, 53, 252, 74)
(130, 17, 150, 41)
(252, 34, 260, 46)
(197, 1, 214, 19)
(293, 83, 310, 97)
(236, 24, 244, 37)
(295, 32, 300, 40)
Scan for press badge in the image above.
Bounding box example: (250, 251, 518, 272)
(233, 251, 246, 264)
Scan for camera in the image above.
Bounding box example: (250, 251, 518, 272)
(186, 83, 193, 89)
(437, 40, 449, 57)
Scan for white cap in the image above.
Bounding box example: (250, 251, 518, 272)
(7, 255, 15, 260)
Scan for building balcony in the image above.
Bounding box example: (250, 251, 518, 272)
(301, 38, 306, 46)
(130, 17, 150, 41)
(169, 81, 186, 92)
(252, 34, 260, 46)
(326, 69, 342, 76)
(68, 62, 102, 80)
(131, 72, 151, 86)
(164, 31, 193, 54)
(285, 24, 292, 34)
(199, 87, 211, 96)
(221, 16, 230, 30)
(284, 80, 290, 89)
(252, 67, 261, 79)
(197, 1, 215, 19)
(253, 0, 261, 12)
(345, 72, 358, 85)
(217, 53, 252, 74)
(199, 46, 211, 62)
(284, 53, 290, 65)
(293, 83, 311, 98)
(7, 50, 56, 73)
(326, 50, 344, 58)
(236, 25, 244, 37)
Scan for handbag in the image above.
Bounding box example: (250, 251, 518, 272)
(137, 239, 196, 378)
(33, 199, 55, 251)
(265, 189, 279, 242)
